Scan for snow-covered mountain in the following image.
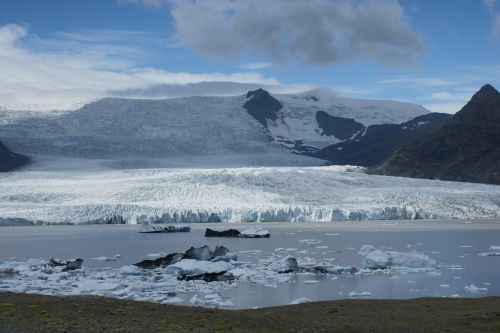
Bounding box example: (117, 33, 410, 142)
(251, 88, 429, 152)
(0, 88, 429, 166)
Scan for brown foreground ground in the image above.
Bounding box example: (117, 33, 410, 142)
(1, 292, 500, 333)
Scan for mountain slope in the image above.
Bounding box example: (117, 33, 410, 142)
(375, 84, 500, 184)
(0, 140, 29, 172)
(314, 112, 450, 167)
(0, 89, 429, 167)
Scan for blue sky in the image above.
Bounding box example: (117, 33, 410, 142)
(0, 0, 499, 112)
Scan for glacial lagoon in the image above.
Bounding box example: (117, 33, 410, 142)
(1, 220, 499, 309)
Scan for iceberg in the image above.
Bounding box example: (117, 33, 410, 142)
(165, 259, 235, 276)
(359, 245, 437, 271)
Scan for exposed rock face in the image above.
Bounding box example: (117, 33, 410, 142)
(243, 88, 283, 127)
(314, 112, 450, 167)
(375, 84, 500, 184)
(0, 140, 29, 172)
(315, 111, 365, 140)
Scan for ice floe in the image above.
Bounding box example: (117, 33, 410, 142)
(359, 245, 437, 271)
(348, 291, 371, 298)
(291, 297, 312, 304)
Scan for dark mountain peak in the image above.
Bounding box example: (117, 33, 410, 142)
(246, 88, 271, 99)
(0, 140, 30, 172)
(469, 84, 499, 104)
(243, 88, 283, 128)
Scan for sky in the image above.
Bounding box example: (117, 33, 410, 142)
(0, 0, 499, 112)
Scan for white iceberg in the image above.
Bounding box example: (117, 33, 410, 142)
(240, 227, 270, 238)
(165, 259, 234, 276)
(349, 291, 372, 298)
(291, 297, 311, 304)
(359, 245, 437, 271)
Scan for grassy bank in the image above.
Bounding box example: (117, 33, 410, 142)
(1, 292, 500, 332)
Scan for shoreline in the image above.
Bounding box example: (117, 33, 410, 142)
(1, 292, 500, 332)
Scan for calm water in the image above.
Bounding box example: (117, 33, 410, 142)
(1, 220, 500, 308)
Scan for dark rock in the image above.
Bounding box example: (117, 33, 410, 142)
(315, 111, 365, 140)
(314, 112, 450, 167)
(375, 84, 500, 184)
(243, 88, 283, 127)
(205, 228, 241, 238)
(0, 140, 30, 172)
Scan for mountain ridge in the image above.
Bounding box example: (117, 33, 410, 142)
(375, 84, 500, 184)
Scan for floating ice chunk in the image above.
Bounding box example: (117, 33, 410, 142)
(190, 294, 203, 305)
(440, 285, 450, 288)
(490, 245, 500, 251)
(291, 297, 311, 304)
(304, 280, 320, 284)
(359, 245, 437, 271)
(184, 246, 213, 261)
(464, 283, 488, 294)
(120, 265, 144, 276)
(147, 252, 167, 258)
(348, 291, 371, 298)
(299, 239, 323, 246)
(90, 255, 121, 262)
(268, 256, 299, 273)
(240, 227, 270, 238)
(165, 259, 234, 276)
(478, 252, 500, 257)
(211, 253, 238, 263)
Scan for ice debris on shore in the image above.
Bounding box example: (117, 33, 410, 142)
(464, 284, 488, 294)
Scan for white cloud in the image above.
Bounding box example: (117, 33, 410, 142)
(239, 62, 272, 70)
(379, 77, 457, 87)
(0, 24, 303, 111)
(170, 0, 425, 67)
(483, 0, 500, 39)
(493, 14, 500, 39)
(423, 103, 465, 114)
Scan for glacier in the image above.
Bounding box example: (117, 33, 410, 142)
(1, 163, 500, 225)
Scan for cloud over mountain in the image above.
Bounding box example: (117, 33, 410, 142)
(171, 0, 425, 67)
